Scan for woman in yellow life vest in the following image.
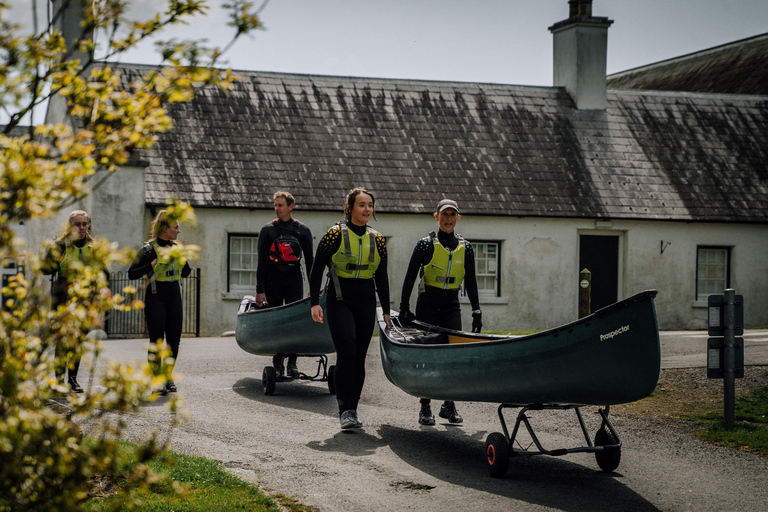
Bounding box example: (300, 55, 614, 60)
(399, 199, 482, 426)
(128, 210, 191, 395)
(310, 187, 392, 430)
(41, 209, 104, 393)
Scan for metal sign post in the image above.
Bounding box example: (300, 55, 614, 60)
(723, 289, 736, 425)
(707, 290, 744, 426)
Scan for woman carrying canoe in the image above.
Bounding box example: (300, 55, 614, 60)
(128, 210, 191, 395)
(399, 198, 482, 425)
(310, 187, 392, 429)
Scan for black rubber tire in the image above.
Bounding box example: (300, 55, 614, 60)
(263, 366, 276, 396)
(485, 432, 510, 478)
(327, 365, 336, 395)
(594, 428, 621, 472)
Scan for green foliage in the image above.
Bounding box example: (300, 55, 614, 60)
(0, 1, 261, 511)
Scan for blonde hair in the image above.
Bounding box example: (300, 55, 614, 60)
(57, 209, 93, 243)
(148, 210, 173, 242)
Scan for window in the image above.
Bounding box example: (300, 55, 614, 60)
(473, 241, 499, 297)
(696, 246, 730, 301)
(228, 234, 259, 293)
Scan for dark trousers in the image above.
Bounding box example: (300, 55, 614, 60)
(144, 281, 183, 374)
(52, 289, 81, 381)
(327, 278, 376, 413)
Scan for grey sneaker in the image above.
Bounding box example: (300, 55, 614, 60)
(286, 358, 300, 378)
(419, 404, 435, 425)
(272, 355, 285, 378)
(340, 410, 360, 429)
(439, 401, 463, 424)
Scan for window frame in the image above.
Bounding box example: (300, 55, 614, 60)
(471, 240, 500, 298)
(695, 245, 731, 301)
(227, 233, 260, 294)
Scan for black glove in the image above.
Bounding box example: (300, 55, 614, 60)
(399, 304, 416, 324)
(471, 310, 482, 333)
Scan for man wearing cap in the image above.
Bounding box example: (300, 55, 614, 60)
(399, 198, 482, 425)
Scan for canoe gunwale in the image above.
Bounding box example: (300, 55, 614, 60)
(383, 289, 659, 350)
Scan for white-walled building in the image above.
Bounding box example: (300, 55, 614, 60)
(34, 2, 768, 336)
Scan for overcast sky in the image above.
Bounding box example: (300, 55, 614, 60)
(6, 0, 768, 87)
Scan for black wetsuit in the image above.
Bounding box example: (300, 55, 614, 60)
(256, 218, 314, 306)
(400, 229, 480, 328)
(128, 238, 192, 371)
(310, 222, 390, 414)
(400, 229, 480, 408)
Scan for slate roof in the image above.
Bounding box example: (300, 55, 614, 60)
(117, 63, 768, 223)
(606, 33, 768, 96)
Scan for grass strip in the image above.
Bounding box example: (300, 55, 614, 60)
(85, 440, 281, 512)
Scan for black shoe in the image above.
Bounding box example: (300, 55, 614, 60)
(68, 376, 83, 393)
(439, 401, 463, 424)
(286, 359, 300, 378)
(272, 355, 285, 378)
(419, 404, 435, 425)
(154, 387, 168, 396)
(166, 380, 177, 393)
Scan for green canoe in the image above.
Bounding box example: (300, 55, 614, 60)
(235, 293, 335, 357)
(378, 290, 661, 407)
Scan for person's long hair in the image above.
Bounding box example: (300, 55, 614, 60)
(56, 209, 94, 244)
(148, 210, 172, 243)
(342, 187, 376, 224)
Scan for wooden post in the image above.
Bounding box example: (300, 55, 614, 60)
(579, 268, 591, 318)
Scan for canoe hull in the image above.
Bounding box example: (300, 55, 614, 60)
(379, 290, 661, 406)
(236, 294, 335, 356)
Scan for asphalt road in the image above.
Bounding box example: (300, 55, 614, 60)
(80, 330, 768, 512)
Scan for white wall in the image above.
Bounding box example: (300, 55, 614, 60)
(174, 209, 768, 336)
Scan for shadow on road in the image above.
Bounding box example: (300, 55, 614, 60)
(376, 425, 661, 512)
(231, 377, 336, 415)
(306, 429, 389, 457)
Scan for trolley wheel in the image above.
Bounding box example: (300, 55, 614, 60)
(594, 428, 621, 472)
(327, 365, 336, 395)
(262, 366, 276, 396)
(485, 432, 510, 478)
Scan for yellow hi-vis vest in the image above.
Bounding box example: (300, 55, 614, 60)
(422, 231, 466, 290)
(151, 242, 186, 283)
(331, 223, 381, 279)
(59, 242, 95, 278)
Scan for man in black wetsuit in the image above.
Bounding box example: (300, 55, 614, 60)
(399, 199, 482, 425)
(255, 191, 314, 378)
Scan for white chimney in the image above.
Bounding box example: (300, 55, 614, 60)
(549, 0, 613, 110)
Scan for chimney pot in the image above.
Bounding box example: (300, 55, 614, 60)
(569, 0, 593, 18)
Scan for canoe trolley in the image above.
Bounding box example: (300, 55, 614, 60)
(261, 354, 335, 396)
(485, 403, 621, 478)
(236, 294, 336, 396)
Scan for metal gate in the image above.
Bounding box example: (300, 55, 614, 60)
(104, 268, 201, 338)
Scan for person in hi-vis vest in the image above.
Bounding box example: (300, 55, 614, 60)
(399, 199, 482, 426)
(128, 210, 191, 395)
(41, 209, 108, 393)
(309, 187, 392, 430)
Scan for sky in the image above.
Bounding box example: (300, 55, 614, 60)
(6, 0, 768, 88)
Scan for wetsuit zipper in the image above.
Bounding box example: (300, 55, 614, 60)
(355, 236, 363, 278)
(444, 250, 453, 290)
